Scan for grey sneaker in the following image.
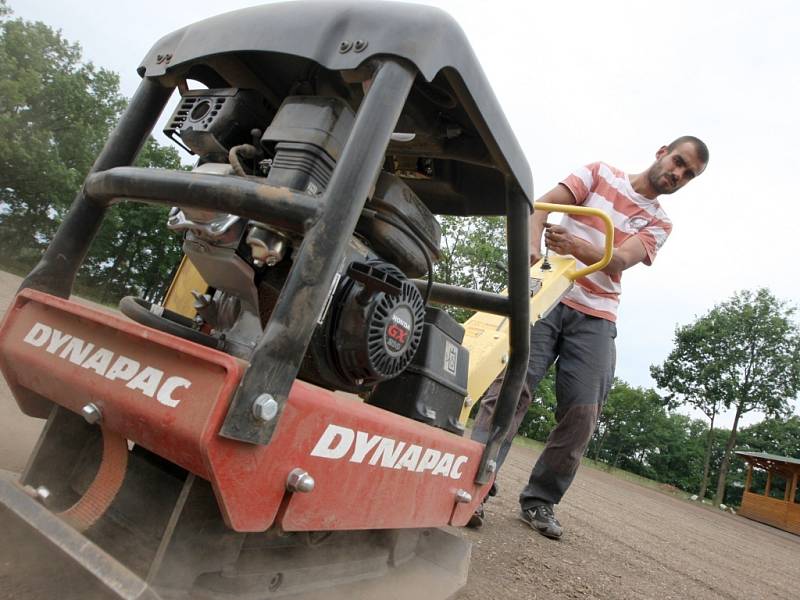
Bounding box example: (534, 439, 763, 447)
(519, 505, 563, 539)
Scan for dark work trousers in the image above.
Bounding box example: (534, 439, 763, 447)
(471, 302, 616, 508)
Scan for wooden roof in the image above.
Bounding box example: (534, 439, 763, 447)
(736, 451, 800, 475)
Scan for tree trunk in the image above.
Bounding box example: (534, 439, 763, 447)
(593, 428, 610, 461)
(103, 229, 135, 302)
(611, 448, 621, 470)
(713, 401, 744, 506)
(698, 411, 716, 499)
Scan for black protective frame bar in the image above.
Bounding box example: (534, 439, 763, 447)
(412, 280, 511, 316)
(475, 182, 530, 483)
(17, 59, 532, 480)
(219, 58, 419, 444)
(84, 167, 319, 235)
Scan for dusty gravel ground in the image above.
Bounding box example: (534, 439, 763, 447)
(1, 270, 798, 599)
(457, 442, 799, 599)
(0, 270, 46, 473)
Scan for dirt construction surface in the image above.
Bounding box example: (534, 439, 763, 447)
(1, 270, 798, 599)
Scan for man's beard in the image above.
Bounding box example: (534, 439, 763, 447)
(647, 165, 676, 195)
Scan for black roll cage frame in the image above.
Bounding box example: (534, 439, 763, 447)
(19, 57, 530, 485)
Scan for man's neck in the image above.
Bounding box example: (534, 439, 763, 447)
(628, 172, 659, 199)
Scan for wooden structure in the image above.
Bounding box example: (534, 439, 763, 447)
(736, 451, 800, 535)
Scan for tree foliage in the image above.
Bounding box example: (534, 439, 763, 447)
(0, 7, 125, 261)
(0, 6, 185, 303)
(518, 367, 557, 441)
(434, 215, 507, 321)
(652, 288, 800, 504)
(78, 139, 185, 302)
(590, 381, 668, 470)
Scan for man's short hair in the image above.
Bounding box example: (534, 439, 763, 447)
(668, 136, 709, 165)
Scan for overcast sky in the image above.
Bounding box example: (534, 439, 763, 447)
(11, 0, 800, 427)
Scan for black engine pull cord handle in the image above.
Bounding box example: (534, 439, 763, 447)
(346, 262, 404, 303)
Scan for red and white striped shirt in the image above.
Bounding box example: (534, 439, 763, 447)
(557, 162, 672, 322)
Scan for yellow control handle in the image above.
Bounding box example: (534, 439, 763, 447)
(533, 202, 614, 281)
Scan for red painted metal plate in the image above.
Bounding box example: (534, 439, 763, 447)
(206, 385, 492, 531)
(0, 290, 492, 532)
(0, 289, 243, 478)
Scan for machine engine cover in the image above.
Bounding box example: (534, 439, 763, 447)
(332, 262, 425, 384)
(164, 88, 272, 159)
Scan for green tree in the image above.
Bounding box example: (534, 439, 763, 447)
(651, 315, 728, 500)
(645, 414, 708, 492)
(518, 367, 556, 441)
(738, 416, 800, 456)
(588, 381, 669, 474)
(78, 138, 186, 303)
(652, 289, 800, 505)
(0, 6, 125, 263)
(0, 5, 188, 304)
(435, 216, 506, 321)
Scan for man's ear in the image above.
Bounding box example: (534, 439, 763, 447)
(655, 145, 669, 159)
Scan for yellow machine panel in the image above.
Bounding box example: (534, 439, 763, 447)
(163, 256, 207, 317)
(459, 255, 577, 422)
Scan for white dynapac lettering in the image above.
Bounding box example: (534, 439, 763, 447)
(23, 321, 191, 408)
(310, 424, 469, 480)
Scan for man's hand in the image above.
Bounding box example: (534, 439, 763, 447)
(544, 223, 577, 256)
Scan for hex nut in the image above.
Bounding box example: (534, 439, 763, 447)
(286, 468, 315, 493)
(252, 394, 279, 422)
(455, 489, 472, 504)
(81, 403, 102, 425)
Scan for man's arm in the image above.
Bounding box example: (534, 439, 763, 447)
(544, 224, 648, 275)
(530, 184, 576, 264)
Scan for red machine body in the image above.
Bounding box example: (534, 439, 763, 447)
(0, 289, 490, 533)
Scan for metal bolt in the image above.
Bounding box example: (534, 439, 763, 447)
(24, 485, 51, 504)
(286, 468, 315, 493)
(339, 40, 353, 53)
(81, 403, 102, 425)
(353, 39, 368, 53)
(455, 489, 472, 504)
(486, 460, 497, 474)
(252, 394, 278, 422)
